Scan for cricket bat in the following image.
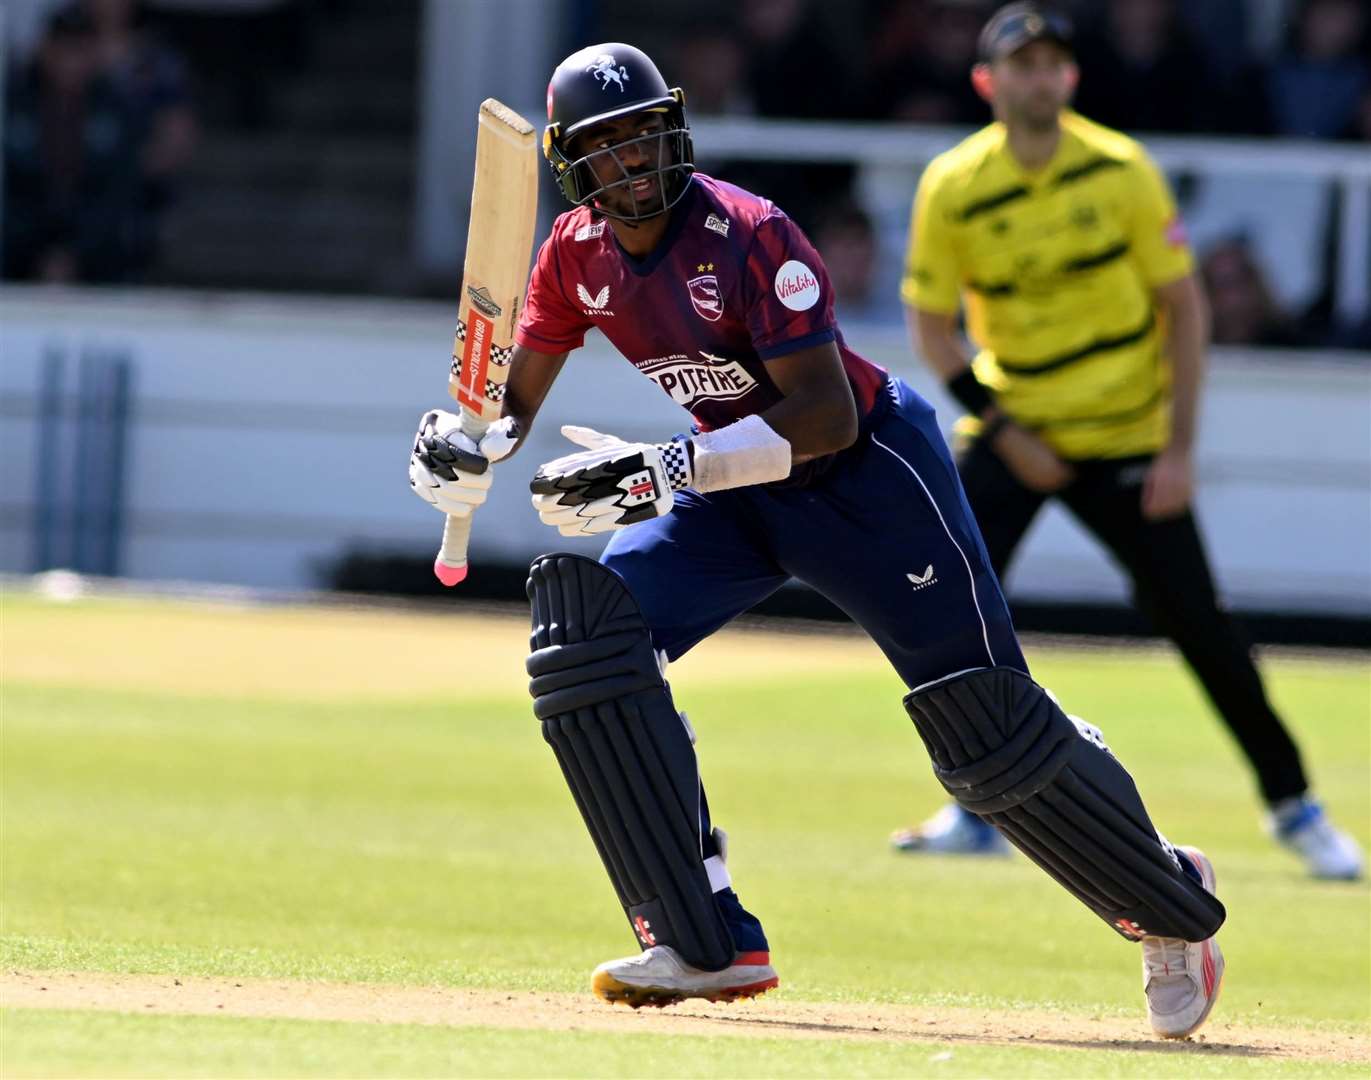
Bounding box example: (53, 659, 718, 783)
(434, 98, 540, 586)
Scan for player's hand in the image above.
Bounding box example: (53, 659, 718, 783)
(530, 425, 692, 536)
(1141, 445, 1193, 521)
(408, 410, 518, 517)
(991, 423, 1076, 493)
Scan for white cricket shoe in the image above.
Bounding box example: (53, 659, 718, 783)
(591, 945, 778, 1008)
(890, 804, 1012, 856)
(1141, 847, 1225, 1040)
(1268, 797, 1364, 881)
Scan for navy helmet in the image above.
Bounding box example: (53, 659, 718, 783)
(543, 43, 694, 221)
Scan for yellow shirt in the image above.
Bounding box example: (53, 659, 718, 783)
(902, 111, 1193, 459)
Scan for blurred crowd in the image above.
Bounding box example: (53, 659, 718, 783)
(3, 0, 1367, 349)
(3, 0, 323, 284)
(673, 0, 1369, 348)
(672, 0, 1371, 139)
(3, 0, 195, 283)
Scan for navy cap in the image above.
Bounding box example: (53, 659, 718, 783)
(978, 2, 1074, 62)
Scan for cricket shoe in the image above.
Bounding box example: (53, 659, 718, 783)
(591, 945, 778, 1008)
(1267, 796, 1364, 881)
(1141, 846, 1225, 1039)
(890, 804, 1011, 856)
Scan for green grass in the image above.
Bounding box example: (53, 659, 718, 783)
(3, 593, 1369, 1076)
(5, 1009, 1368, 1080)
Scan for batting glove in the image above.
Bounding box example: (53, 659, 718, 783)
(530, 425, 693, 536)
(409, 409, 519, 517)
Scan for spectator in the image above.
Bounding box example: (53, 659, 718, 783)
(1072, 0, 1217, 132)
(739, 0, 854, 119)
(867, 0, 991, 124)
(812, 200, 879, 315)
(1345, 85, 1371, 142)
(1200, 237, 1305, 348)
(2, 2, 194, 283)
(715, 0, 858, 234)
(673, 32, 752, 115)
(85, 0, 196, 192)
(1265, 0, 1370, 139)
(3, 7, 145, 281)
(1175, 0, 1251, 84)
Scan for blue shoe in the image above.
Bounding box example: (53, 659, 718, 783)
(715, 886, 769, 953)
(891, 804, 1012, 856)
(1267, 796, 1363, 880)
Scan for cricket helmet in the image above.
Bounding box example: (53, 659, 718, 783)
(543, 43, 694, 221)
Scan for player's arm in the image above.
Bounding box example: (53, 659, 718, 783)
(1143, 272, 1209, 519)
(755, 341, 858, 464)
(902, 161, 1072, 493)
(1127, 150, 1206, 520)
(526, 343, 855, 538)
(409, 342, 568, 517)
(497, 344, 571, 458)
(910, 306, 1074, 493)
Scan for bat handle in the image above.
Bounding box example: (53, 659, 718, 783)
(433, 412, 492, 587)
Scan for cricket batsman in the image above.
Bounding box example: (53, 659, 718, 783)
(409, 42, 1227, 1038)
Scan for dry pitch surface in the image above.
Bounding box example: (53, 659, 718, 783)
(5, 971, 1368, 1067)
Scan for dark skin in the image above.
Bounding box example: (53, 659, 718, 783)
(496, 109, 858, 467)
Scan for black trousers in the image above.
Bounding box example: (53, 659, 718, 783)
(957, 438, 1308, 805)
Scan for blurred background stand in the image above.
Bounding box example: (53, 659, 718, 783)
(0, 0, 1367, 642)
(30, 345, 134, 577)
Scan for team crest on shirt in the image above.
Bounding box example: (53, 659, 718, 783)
(574, 220, 607, 241)
(687, 274, 723, 321)
(640, 351, 758, 409)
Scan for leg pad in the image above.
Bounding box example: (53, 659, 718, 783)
(527, 553, 735, 971)
(906, 668, 1226, 942)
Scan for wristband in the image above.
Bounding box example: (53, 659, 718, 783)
(980, 413, 1010, 443)
(690, 415, 792, 492)
(945, 369, 994, 417)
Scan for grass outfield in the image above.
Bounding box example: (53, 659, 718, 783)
(2, 590, 1368, 1077)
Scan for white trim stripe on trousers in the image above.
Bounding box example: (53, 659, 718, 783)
(870, 433, 998, 670)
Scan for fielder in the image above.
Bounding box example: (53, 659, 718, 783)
(409, 42, 1227, 1038)
(893, 2, 1363, 882)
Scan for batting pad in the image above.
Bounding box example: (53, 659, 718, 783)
(905, 668, 1226, 943)
(526, 554, 736, 971)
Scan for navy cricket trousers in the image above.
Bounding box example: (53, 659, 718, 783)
(597, 378, 1027, 950)
(601, 378, 1027, 689)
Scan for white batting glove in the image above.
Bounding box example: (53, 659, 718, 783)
(409, 409, 519, 517)
(530, 425, 693, 536)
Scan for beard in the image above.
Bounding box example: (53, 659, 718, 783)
(1010, 95, 1063, 133)
(596, 172, 668, 221)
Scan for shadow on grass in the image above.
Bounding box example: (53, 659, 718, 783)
(689, 1011, 1277, 1058)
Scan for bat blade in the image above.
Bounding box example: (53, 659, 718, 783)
(449, 98, 540, 422)
(435, 98, 539, 586)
